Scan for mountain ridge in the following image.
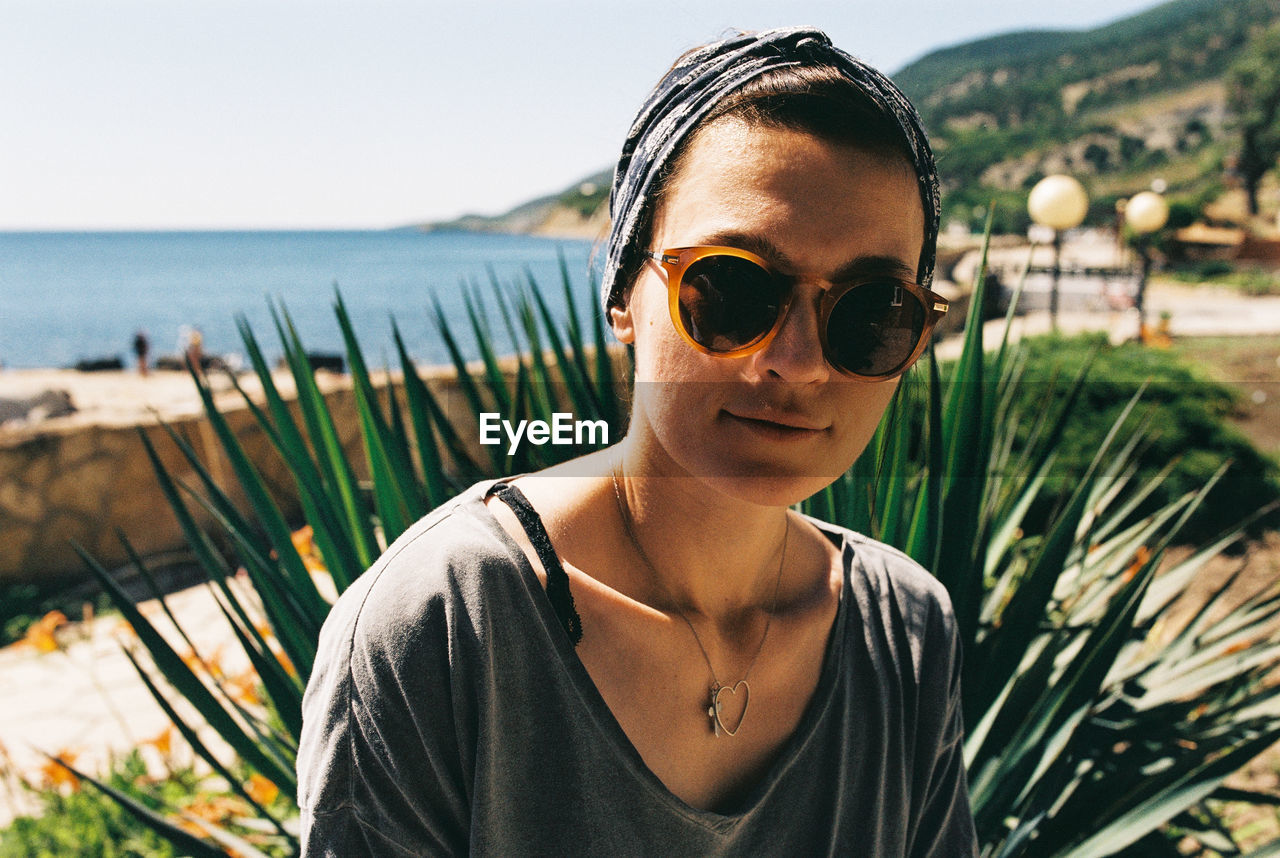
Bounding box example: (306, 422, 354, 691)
(414, 170, 612, 240)
(417, 0, 1280, 237)
(894, 0, 1280, 231)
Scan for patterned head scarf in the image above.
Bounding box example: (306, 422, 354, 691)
(600, 27, 940, 312)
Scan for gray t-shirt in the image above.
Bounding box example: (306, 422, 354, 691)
(297, 480, 978, 856)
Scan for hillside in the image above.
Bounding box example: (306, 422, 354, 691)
(895, 0, 1280, 231)
(421, 0, 1280, 238)
(417, 169, 612, 239)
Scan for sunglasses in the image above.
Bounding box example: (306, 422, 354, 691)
(646, 246, 949, 381)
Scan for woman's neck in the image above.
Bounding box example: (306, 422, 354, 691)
(612, 437, 793, 626)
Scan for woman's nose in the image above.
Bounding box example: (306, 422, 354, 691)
(754, 284, 830, 383)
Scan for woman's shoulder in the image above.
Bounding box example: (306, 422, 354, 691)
(318, 480, 527, 653)
(808, 516, 950, 603)
(299, 482, 515, 841)
(805, 516, 958, 657)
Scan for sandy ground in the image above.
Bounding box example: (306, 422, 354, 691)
(0, 368, 239, 428)
(0, 367, 310, 433)
(2, 271, 1279, 829)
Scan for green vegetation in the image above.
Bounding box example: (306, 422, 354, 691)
(55, 264, 626, 855)
(0, 582, 109, 649)
(0, 751, 181, 858)
(991, 333, 1280, 542)
(1227, 19, 1280, 214)
(0, 747, 293, 858)
(426, 169, 612, 233)
(557, 175, 609, 218)
(429, 0, 1280, 238)
(893, 0, 1280, 228)
(430, 0, 1280, 239)
(897, 0, 1264, 131)
(1162, 261, 1280, 295)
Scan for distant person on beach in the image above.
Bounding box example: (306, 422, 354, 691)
(132, 329, 149, 376)
(188, 328, 204, 370)
(178, 325, 205, 372)
(298, 28, 976, 856)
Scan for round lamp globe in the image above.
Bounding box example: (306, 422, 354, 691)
(1126, 191, 1169, 234)
(1028, 175, 1089, 231)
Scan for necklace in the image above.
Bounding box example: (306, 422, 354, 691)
(610, 470, 789, 738)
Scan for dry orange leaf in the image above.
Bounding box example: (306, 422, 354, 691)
(24, 610, 69, 653)
(1122, 546, 1152, 582)
(181, 644, 226, 680)
(292, 524, 329, 572)
(291, 525, 315, 554)
(246, 773, 280, 805)
(275, 648, 297, 679)
(173, 815, 209, 839)
(40, 750, 81, 792)
(144, 725, 174, 756)
(225, 670, 263, 707)
(184, 794, 244, 823)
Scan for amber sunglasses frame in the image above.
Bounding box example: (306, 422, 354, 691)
(647, 245, 949, 382)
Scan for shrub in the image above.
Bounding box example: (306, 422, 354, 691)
(2, 750, 185, 858)
(993, 333, 1280, 543)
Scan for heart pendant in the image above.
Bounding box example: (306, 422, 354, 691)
(712, 680, 750, 737)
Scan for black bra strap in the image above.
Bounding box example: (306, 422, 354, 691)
(487, 482, 583, 647)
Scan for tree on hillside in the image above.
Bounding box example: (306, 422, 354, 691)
(1227, 19, 1280, 215)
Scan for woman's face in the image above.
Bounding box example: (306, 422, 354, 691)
(611, 118, 925, 507)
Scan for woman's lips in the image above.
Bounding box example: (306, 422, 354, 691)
(722, 408, 828, 437)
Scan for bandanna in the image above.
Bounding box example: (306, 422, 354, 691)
(601, 27, 940, 312)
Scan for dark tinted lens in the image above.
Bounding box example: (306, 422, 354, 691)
(826, 281, 926, 377)
(677, 254, 784, 352)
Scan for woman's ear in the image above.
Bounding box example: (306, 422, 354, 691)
(609, 300, 637, 345)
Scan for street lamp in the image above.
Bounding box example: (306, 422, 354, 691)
(1028, 175, 1089, 332)
(1125, 189, 1169, 342)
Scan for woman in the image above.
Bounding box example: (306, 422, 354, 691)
(298, 28, 977, 856)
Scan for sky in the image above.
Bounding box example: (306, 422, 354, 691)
(3, 0, 1174, 230)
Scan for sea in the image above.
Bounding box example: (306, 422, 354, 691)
(0, 230, 598, 371)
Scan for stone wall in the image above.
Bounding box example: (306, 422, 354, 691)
(0, 383, 365, 585)
(1, 353, 627, 586)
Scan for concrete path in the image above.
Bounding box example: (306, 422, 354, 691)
(935, 279, 1280, 361)
(941, 229, 1280, 350)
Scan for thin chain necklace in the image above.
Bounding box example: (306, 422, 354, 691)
(610, 470, 789, 738)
